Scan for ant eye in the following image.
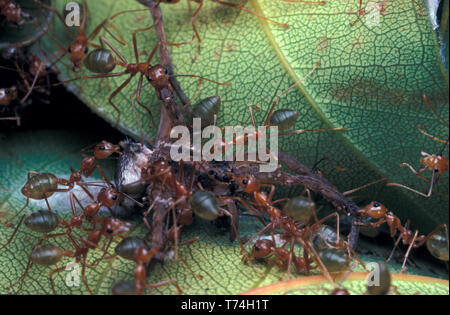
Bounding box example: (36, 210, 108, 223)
(434, 168, 439, 172)
(106, 228, 113, 234)
(84, 47, 88, 54)
(242, 179, 248, 185)
(255, 245, 260, 251)
(100, 146, 105, 150)
(373, 202, 379, 207)
(68, 47, 72, 53)
(147, 76, 153, 82)
(164, 68, 168, 74)
(112, 195, 118, 200)
(4, 89, 9, 95)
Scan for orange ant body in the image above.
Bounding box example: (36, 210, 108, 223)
(0, 85, 21, 125)
(0, 0, 32, 25)
(387, 96, 449, 198)
(357, 201, 449, 272)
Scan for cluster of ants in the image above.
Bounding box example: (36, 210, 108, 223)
(0, 0, 448, 295)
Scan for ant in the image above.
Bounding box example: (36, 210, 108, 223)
(54, 27, 229, 133)
(7, 216, 132, 294)
(387, 95, 449, 198)
(0, 85, 21, 125)
(0, 0, 32, 25)
(114, 234, 201, 294)
(2, 141, 123, 226)
(226, 173, 350, 283)
(158, 0, 326, 61)
(34, 0, 134, 72)
(357, 201, 449, 272)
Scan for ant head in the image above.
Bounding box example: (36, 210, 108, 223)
(0, 86, 18, 104)
(359, 201, 387, 219)
(146, 65, 169, 90)
(421, 154, 449, 175)
(68, 42, 89, 70)
(29, 56, 46, 76)
(3, 1, 22, 22)
(94, 141, 121, 159)
(235, 174, 259, 193)
(103, 217, 132, 237)
(98, 187, 120, 207)
(252, 239, 273, 258)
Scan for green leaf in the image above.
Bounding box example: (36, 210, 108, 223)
(40, 0, 448, 235)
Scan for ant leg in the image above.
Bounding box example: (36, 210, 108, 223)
(0, 215, 27, 251)
(20, 63, 42, 104)
(423, 95, 449, 128)
(34, 0, 75, 37)
(220, 208, 266, 278)
(300, 237, 336, 287)
(174, 244, 204, 279)
(349, 0, 364, 26)
(49, 265, 67, 295)
(387, 169, 436, 198)
(354, 218, 387, 228)
(218, 196, 261, 215)
(264, 61, 321, 125)
(343, 178, 387, 196)
(312, 157, 346, 172)
(7, 258, 34, 293)
(52, 71, 128, 88)
(413, 224, 449, 248)
(402, 230, 419, 273)
(4, 198, 29, 225)
(386, 232, 403, 262)
(212, 0, 289, 28)
(108, 75, 135, 127)
(418, 126, 448, 144)
(135, 74, 156, 130)
(189, 0, 204, 62)
(286, 236, 296, 280)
